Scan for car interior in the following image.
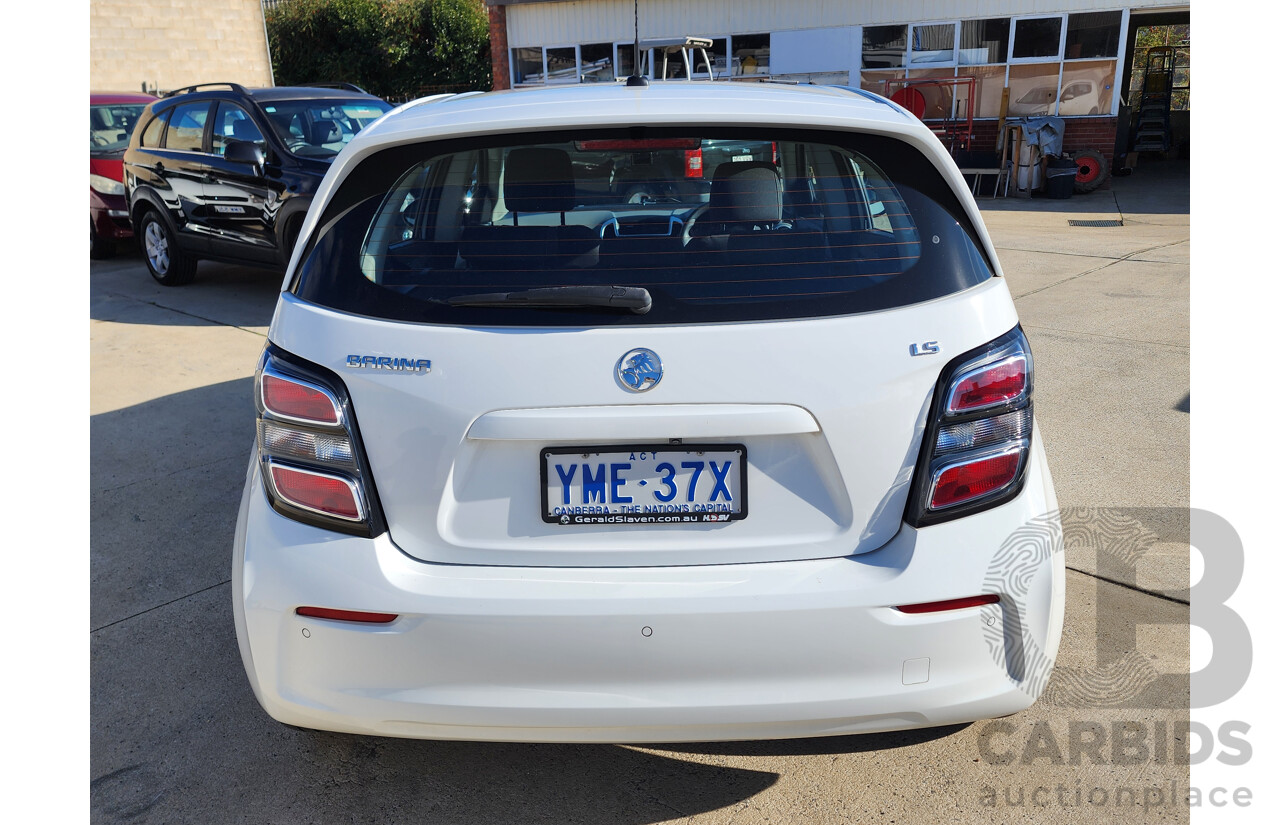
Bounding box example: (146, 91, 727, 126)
(358, 137, 924, 303)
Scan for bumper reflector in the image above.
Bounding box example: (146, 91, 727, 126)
(296, 607, 399, 624)
(896, 594, 1000, 614)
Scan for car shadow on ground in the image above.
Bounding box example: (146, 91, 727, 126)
(649, 724, 969, 757)
(91, 252, 282, 329)
(90, 377, 966, 824)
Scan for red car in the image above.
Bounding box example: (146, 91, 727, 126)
(91, 92, 156, 258)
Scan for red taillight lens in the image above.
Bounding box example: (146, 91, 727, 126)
(946, 355, 1027, 414)
(296, 606, 398, 624)
(928, 449, 1022, 510)
(261, 374, 340, 425)
(268, 463, 363, 520)
(896, 594, 1000, 614)
(684, 148, 703, 178)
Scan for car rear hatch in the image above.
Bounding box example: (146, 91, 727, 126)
(271, 123, 1015, 567)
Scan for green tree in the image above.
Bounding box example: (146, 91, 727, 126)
(266, 0, 492, 101)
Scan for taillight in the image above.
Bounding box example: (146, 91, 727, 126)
(268, 463, 363, 521)
(684, 148, 703, 178)
(261, 374, 341, 425)
(255, 346, 384, 537)
(907, 327, 1034, 526)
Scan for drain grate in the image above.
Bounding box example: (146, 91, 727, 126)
(1068, 219, 1123, 227)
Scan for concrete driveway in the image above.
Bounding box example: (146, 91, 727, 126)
(91, 161, 1190, 824)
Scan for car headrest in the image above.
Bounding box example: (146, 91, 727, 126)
(504, 147, 575, 214)
(310, 119, 340, 145)
(707, 161, 783, 227)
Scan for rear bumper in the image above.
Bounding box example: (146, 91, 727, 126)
(233, 435, 1063, 743)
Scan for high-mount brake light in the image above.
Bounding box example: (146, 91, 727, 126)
(907, 327, 1035, 526)
(254, 347, 383, 536)
(574, 138, 701, 151)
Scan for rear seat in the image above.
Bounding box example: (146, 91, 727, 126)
(459, 148, 602, 271)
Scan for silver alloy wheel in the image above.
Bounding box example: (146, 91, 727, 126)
(144, 220, 170, 275)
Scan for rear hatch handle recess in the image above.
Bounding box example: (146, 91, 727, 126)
(444, 285, 652, 314)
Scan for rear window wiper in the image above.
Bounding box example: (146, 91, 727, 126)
(445, 285, 652, 314)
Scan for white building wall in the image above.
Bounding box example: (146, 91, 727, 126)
(506, 0, 1179, 48)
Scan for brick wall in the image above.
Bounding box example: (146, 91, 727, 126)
(489, 4, 510, 91)
(91, 0, 273, 93)
(937, 116, 1119, 187)
(941, 117, 1118, 164)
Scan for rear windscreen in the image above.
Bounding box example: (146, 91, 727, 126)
(292, 128, 994, 326)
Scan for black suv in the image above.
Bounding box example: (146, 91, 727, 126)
(124, 83, 392, 285)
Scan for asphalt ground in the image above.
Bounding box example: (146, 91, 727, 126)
(90, 160, 1190, 824)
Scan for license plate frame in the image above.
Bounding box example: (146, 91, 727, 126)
(540, 443, 749, 526)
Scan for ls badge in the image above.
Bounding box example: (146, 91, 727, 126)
(909, 341, 940, 357)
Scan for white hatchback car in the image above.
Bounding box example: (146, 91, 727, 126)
(233, 82, 1064, 743)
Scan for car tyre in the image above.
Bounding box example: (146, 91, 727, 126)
(90, 218, 115, 260)
(140, 210, 197, 286)
(1072, 149, 1109, 194)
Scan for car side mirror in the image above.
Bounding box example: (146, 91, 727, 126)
(226, 140, 265, 174)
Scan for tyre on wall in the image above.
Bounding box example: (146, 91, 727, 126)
(139, 210, 197, 286)
(1073, 149, 1109, 194)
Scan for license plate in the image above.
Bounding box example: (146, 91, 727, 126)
(732, 154, 753, 162)
(542, 444, 747, 526)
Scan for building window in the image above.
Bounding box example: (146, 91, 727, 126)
(1007, 63, 1063, 116)
(1012, 17, 1063, 60)
(959, 18, 1009, 65)
(1059, 60, 1116, 116)
(860, 69, 904, 96)
(733, 33, 770, 76)
(962, 65, 1010, 118)
(512, 47, 543, 85)
(545, 47, 578, 83)
(616, 43, 638, 78)
(860, 11, 1126, 119)
(910, 23, 956, 66)
(1066, 11, 1122, 59)
(863, 25, 906, 69)
(693, 38, 728, 78)
(580, 43, 615, 83)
